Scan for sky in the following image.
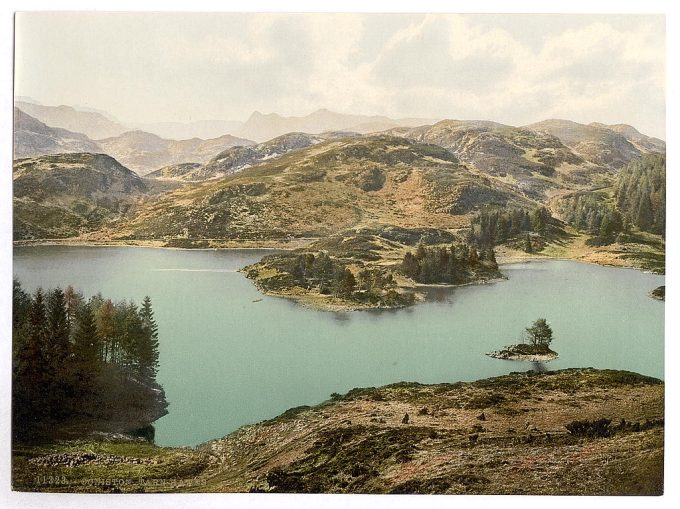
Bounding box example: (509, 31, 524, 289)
(14, 12, 666, 138)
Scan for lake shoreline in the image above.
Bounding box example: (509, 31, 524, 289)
(14, 238, 664, 275)
(486, 349, 559, 362)
(12, 237, 312, 251)
(13, 246, 666, 448)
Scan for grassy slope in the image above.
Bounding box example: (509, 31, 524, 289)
(13, 368, 663, 495)
(13, 153, 148, 240)
(99, 135, 534, 242)
(495, 226, 665, 274)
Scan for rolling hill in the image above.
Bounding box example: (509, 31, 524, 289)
(148, 132, 359, 182)
(13, 153, 148, 239)
(383, 120, 599, 197)
(525, 119, 657, 169)
(107, 135, 535, 243)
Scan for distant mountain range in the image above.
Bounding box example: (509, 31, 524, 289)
(14, 108, 255, 175)
(233, 109, 435, 142)
(15, 100, 244, 141)
(15, 100, 437, 143)
(96, 130, 254, 176)
(127, 120, 244, 141)
(15, 101, 129, 140)
(14, 107, 102, 158)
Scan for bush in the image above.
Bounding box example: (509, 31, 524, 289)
(566, 418, 612, 438)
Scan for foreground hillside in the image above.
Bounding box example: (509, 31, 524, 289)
(12, 368, 663, 495)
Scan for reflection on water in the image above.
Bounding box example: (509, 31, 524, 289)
(531, 361, 549, 373)
(331, 312, 351, 323)
(421, 286, 456, 304)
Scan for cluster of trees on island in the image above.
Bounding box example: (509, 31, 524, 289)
(525, 318, 554, 348)
(12, 280, 167, 441)
(399, 243, 500, 284)
(488, 318, 556, 360)
(557, 153, 665, 244)
(255, 252, 415, 307)
(253, 239, 502, 307)
(469, 206, 553, 253)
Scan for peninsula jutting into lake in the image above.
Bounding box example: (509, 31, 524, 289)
(9, 11, 666, 497)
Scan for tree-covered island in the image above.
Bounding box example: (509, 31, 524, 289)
(243, 225, 502, 311)
(487, 318, 558, 361)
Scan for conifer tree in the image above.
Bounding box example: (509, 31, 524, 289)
(71, 302, 101, 390)
(96, 299, 115, 363)
(46, 288, 70, 366)
(13, 289, 52, 431)
(45, 288, 71, 417)
(138, 297, 160, 383)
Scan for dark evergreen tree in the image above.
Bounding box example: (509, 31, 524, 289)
(138, 297, 160, 383)
(96, 299, 115, 363)
(13, 289, 51, 434)
(12, 278, 31, 358)
(46, 288, 70, 367)
(45, 288, 71, 418)
(401, 252, 420, 279)
(71, 303, 101, 391)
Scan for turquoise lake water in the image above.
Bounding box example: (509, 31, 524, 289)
(13, 246, 665, 446)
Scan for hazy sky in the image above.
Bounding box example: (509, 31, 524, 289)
(14, 12, 666, 138)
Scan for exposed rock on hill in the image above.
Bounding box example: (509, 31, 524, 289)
(179, 132, 325, 181)
(145, 162, 203, 179)
(385, 120, 600, 197)
(590, 122, 666, 154)
(526, 119, 646, 169)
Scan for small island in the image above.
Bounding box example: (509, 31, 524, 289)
(487, 318, 558, 362)
(650, 285, 665, 301)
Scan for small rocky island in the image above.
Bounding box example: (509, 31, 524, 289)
(487, 318, 558, 362)
(650, 285, 665, 301)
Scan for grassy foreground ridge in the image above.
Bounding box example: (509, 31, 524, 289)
(13, 368, 663, 495)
